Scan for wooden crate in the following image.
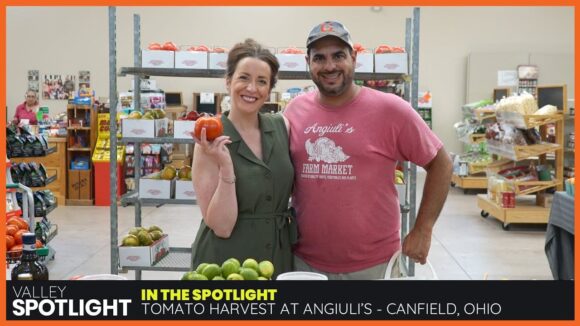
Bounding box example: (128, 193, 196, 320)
(67, 169, 93, 205)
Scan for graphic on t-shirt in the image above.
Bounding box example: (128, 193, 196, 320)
(305, 137, 349, 163)
(301, 137, 356, 181)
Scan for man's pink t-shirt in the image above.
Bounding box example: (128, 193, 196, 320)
(284, 87, 443, 273)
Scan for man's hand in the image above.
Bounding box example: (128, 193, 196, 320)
(402, 225, 432, 265)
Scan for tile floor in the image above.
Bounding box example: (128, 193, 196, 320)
(39, 173, 554, 280)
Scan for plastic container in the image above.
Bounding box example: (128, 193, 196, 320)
(276, 271, 328, 280)
(74, 274, 128, 280)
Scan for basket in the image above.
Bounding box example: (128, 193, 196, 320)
(382, 249, 438, 280)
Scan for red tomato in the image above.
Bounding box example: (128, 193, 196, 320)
(194, 114, 223, 141)
(375, 45, 393, 54)
(162, 41, 179, 51)
(148, 42, 162, 50)
(6, 224, 18, 236)
(196, 45, 210, 52)
(14, 229, 27, 245)
(212, 47, 227, 53)
(6, 235, 15, 251)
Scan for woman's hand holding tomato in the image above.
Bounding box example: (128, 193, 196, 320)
(190, 115, 232, 168)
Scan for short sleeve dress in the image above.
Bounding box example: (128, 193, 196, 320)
(191, 112, 295, 278)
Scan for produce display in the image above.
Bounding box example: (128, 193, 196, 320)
(6, 217, 42, 259)
(126, 108, 167, 120)
(182, 258, 275, 281)
(374, 44, 406, 53)
(121, 225, 165, 247)
(279, 47, 305, 54)
(148, 42, 178, 51)
(353, 43, 370, 53)
(193, 114, 223, 141)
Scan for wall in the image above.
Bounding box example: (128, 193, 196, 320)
(6, 6, 574, 153)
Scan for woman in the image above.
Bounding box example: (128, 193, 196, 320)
(190, 39, 295, 278)
(13, 90, 40, 126)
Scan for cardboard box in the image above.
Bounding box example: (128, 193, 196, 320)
(175, 179, 196, 200)
(276, 54, 307, 72)
(122, 118, 168, 138)
(374, 53, 408, 74)
(209, 53, 228, 70)
(142, 50, 174, 68)
(355, 53, 374, 73)
(173, 120, 195, 139)
(175, 51, 208, 69)
(118, 235, 170, 267)
(139, 173, 175, 199)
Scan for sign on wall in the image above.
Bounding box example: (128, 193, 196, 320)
(27, 70, 39, 93)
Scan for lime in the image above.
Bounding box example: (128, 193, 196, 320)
(149, 230, 163, 241)
(226, 273, 244, 280)
(225, 258, 241, 269)
(128, 227, 146, 236)
(181, 271, 198, 281)
(257, 276, 269, 281)
(242, 258, 259, 272)
(195, 263, 209, 274)
(191, 274, 208, 280)
(137, 231, 153, 246)
(202, 264, 222, 280)
(148, 225, 163, 233)
(212, 276, 225, 280)
(258, 260, 274, 279)
(221, 260, 240, 278)
(239, 267, 259, 280)
(122, 235, 139, 246)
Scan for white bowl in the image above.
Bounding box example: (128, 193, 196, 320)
(75, 274, 127, 280)
(276, 271, 328, 280)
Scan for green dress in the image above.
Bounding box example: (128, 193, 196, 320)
(191, 111, 296, 278)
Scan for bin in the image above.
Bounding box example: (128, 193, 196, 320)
(94, 162, 125, 206)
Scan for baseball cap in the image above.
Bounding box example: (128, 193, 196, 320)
(306, 21, 354, 50)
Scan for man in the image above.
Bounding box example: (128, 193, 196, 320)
(283, 21, 452, 280)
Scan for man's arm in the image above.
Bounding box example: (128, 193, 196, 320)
(402, 147, 453, 264)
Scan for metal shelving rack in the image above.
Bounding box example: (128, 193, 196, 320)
(108, 7, 421, 278)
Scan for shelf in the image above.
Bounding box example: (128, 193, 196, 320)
(451, 173, 488, 190)
(121, 137, 195, 144)
(565, 114, 575, 120)
(565, 148, 575, 153)
(495, 112, 563, 129)
(67, 104, 92, 110)
(29, 174, 57, 189)
(8, 146, 57, 158)
(477, 194, 549, 226)
(67, 127, 91, 130)
(36, 204, 58, 218)
(121, 191, 197, 205)
(119, 247, 191, 272)
(67, 147, 91, 152)
(46, 223, 58, 243)
(487, 141, 562, 161)
(119, 67, 406, 81)
(511, 179, 561, 196)
(459, 133, 487, 145)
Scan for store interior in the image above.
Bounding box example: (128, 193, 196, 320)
(4, 6, 575, 280)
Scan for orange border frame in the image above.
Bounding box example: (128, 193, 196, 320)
(1, 2, 578, 326)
